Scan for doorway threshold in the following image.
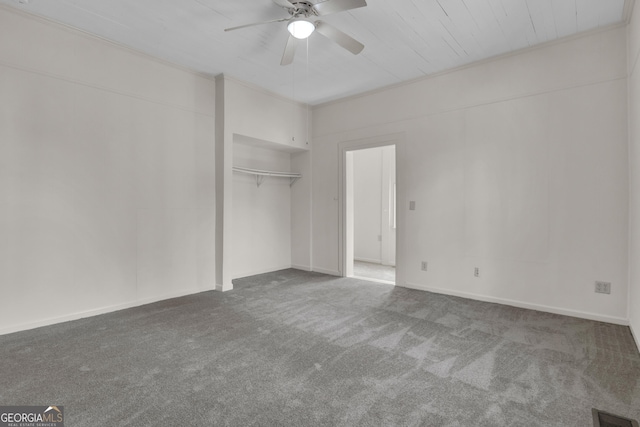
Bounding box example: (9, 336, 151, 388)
(351, 275, 395, 285)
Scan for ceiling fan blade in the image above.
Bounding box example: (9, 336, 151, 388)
(225, 17, 290, 32)
(281, 35, 298, 66)
(312, 0, 367, 16)
(314, 21, 364, 55)
(272, 0, 294, 8)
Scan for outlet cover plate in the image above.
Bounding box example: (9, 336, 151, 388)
(595, 281, 611, 295)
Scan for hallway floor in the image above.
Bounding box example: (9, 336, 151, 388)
(353, 261, 395, 283)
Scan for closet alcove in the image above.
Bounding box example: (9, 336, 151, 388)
(231, 134, 307, 280)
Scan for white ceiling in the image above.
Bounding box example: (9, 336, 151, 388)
(1, 0, 630, 104)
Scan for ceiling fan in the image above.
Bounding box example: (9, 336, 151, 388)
(225, 0, 367, 66)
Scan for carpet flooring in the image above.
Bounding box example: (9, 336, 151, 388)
(1, 269, 639, 426)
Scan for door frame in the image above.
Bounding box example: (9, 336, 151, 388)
(338, 133, 406, 285)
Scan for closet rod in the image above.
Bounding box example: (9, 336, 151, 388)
(232, 166, 302, 187)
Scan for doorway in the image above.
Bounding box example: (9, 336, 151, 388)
(345, 145, 396, 284)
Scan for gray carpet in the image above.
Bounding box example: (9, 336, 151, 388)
(353, 261, 396, 283)
(1, 269, 639, 426)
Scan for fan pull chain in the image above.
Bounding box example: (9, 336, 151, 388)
(291, 48, 296, 142)
(306, 37, 310, 146)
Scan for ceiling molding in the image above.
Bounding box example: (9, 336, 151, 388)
(314, 22, 628, 110)
(217, 73, 311, 108)
(1, 0, 629, 105)
(0, 3, 216, 82)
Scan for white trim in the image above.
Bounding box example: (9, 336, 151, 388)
(632, 32, 640, 80)
(312, 267, 341, 277)
(0, 60, 214, 117)
(0, 5, 215, 117)
(219, 74, 310, 109)
(338, 133, 406, 288)
(628, 0, 638, 356)
(215, 283, 233, 292)
(314, 24, 627, 109)
(0, 287, 214, 336)
(403, 282, 629, 326)
(291, 264, 312, 272)
(232, 265, 294, 280)
(627, 21, 635, 353)
(352, 276, 395, 286)
(313, 76, 627, 140)
(354, 257, 383, 264)
(630, 322, 640, 354)
(0, 3, 215, 81)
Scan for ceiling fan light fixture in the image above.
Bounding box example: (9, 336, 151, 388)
(288, 19, 315, 39)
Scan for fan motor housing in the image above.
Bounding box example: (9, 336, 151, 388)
(289, 1, 317, 17)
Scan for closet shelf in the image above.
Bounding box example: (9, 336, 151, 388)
(232, 166, 302, 187)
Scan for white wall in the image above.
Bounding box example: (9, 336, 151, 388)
(629, 3, 640, 342)
(313, 27, 629, 324)
(354, 147, 383, 263)
(0, 6, 216, 334)
(380, 145, 396, 267)
(291, 150, 312, 271)
(231, 142, 292, 278)
(352, 145, 396, 265)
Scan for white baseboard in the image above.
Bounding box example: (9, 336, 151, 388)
(313, 267, 342, 277)
(0, 286, 214, 336)
(231, 265, 294, 281)
(291, 264, 312, 272)
(403, 282, 629, 326)
(630, 321, 640, 354)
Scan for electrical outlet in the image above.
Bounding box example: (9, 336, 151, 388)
(421, 261, 428, 271)
(409, 201, 416, 211)
(474, 267, 480, 277)
(595, 281, 611, 294)
(378, 235, 382, 242)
